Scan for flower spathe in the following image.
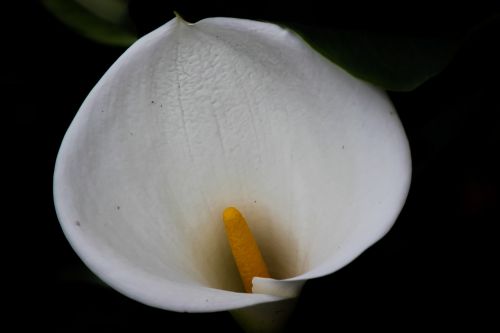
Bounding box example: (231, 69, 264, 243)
(53, 15, 411, 329)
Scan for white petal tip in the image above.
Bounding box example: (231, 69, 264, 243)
(173, 11, 193, 25)
(252, 278, 305, 298)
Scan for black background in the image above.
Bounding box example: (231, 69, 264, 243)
(4, 1, 499, 331)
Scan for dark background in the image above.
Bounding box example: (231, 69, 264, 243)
(5, 1, 499, 331)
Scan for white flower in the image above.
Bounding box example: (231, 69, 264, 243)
(53, 16, 411, 332)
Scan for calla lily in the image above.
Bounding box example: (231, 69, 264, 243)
(54, 16, 411, 332)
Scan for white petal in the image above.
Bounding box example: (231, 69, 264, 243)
(54, 16, 411, 312)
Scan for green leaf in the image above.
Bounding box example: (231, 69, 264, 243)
(286, 24, 461, 91)
(42, 0, 137, 47)
(73, 0, 130, 24)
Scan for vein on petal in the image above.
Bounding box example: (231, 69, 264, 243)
(209, 94, 229, 160)
(174, 31, 195, 163)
